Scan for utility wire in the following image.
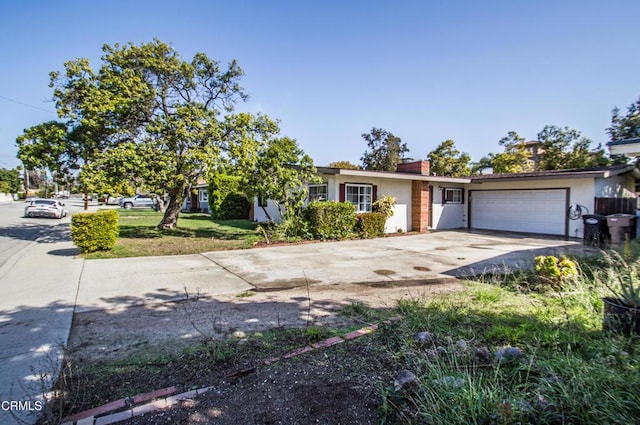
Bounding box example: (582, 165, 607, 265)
(0, 95, 56, 114)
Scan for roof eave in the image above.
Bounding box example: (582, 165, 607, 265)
(323, 168, 470, 183)
(471, 165, 636, 183)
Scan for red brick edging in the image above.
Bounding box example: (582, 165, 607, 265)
(62, 322, 387, 424)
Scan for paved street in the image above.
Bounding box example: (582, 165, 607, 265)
(0, 199, 594, 424)
(0, 200, 86, 425)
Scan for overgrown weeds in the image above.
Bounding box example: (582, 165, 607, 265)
(377, 250, 640, 424)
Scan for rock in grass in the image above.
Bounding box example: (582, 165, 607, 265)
(415, 331, 436, 346)
(495, 346, 523, 362)
(474, 346, 492, 364)
(394, 369, 418, 392)
(455, 339, 468, 353)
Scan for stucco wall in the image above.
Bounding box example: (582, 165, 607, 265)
(431, 184, 467, 229)
(330, 175, 412, 232)
(466, 178, 595, 238)
(253, 174, 412, 233)
(253, 199, 283, 222)
(0, 194, 15, 203)
(595, 174, 636, 198)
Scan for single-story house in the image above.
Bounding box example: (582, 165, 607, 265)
(182, 181, 210, 213)
(252, 160, 639, 239)
(252, 160, 470, 233)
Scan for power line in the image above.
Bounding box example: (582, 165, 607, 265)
(0, 95, 56, 114)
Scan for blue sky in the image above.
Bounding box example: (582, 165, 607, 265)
(1, 0, 639, 170)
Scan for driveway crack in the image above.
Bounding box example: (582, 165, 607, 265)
(198, 254, 256, 289)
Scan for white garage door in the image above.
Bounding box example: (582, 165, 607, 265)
(470, 189, 567, 236)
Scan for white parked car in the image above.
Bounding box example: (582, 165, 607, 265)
(24, 199, 68, 219)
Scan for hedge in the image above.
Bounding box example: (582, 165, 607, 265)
(304, 201, 357, 240)
(71, 210, 119, 253)
(356, 212, 386, 238)
(208, 174, 250, 219)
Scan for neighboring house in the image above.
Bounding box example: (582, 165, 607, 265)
(524, 140, 544, 167)
(182, 181, 210, 213)
(252, 161, 639, 239)
(608, 137, 640, 157)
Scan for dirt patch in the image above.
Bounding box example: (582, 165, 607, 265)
(63, 281, 462, 424)
(68, 281, 461, 364)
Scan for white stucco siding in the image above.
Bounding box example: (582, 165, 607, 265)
(431, 184, 467, 229)
(253, 199, 283, 222)
(595, 174, 636, 198)
(329, 175, 412, 233)
(466, 178, 595, 238)
(253, 175, 412, 233)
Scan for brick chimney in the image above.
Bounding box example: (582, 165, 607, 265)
(396, 160, 430, 175)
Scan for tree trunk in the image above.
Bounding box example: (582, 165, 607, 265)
(156, 195, 167, 212)
(158, 186, 186, 229)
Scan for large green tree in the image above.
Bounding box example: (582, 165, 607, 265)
(0, 168, 21, 193)
(427, 139, 471, 177)
(607, 97, 640, 141)
(537, 125, 610, 170)
(243, 136, 320, 221)
(470, 155, 493, 174)
(360, 128, 408, 171)
(25, 39, 306, 228)
(489, 131, 533, 173)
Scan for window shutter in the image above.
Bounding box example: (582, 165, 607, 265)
(442, 187, 446, 204)
(339, 184, 345, 202)
(372, 185, 378, 203)
(460, 188, 465, 204)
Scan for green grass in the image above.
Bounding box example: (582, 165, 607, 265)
(378, 271, 640, 424)
(83, 210, 262, 258)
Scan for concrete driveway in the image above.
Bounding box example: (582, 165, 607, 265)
(203, 230, 590, 289)
(76, 230, 592, 311)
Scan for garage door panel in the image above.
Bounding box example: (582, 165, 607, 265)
(470, 190, 566, 235)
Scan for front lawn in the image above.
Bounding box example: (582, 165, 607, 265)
(83, 210, 262, 258)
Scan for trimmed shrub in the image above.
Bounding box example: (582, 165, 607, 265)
(356, 212, 386, 238)
(218, 193, 251, 220)
(208, 174, 250, 219)
(304, 201, 356, 240)
(71, 210, 119, 253)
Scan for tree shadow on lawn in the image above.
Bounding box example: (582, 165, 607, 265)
(118, 218, 257, 240)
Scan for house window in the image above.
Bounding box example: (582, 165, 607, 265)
(346, 184, 373, 212)
(258, 195, 268, 208)
(199, 190, 208, 203)
(308, 184, 328, 201)
(443, 188, 463, 204)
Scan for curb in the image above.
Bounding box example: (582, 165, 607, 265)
(61, 319, 398, 424)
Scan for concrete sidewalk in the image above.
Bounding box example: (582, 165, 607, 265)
(0, 234, 83, 425)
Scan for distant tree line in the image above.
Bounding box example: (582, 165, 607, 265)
(335, 96, 639, 177)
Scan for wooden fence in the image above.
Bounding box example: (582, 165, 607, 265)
(594, 197, 637, 216)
